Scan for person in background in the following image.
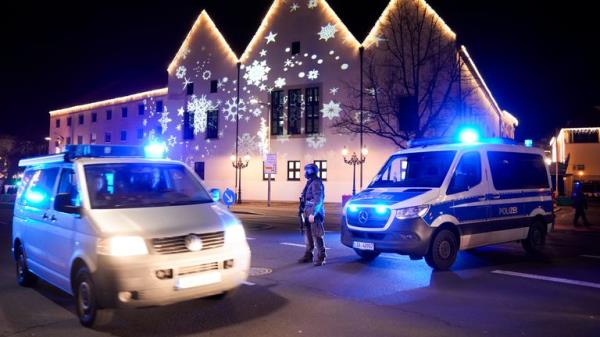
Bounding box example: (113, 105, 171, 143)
(572, 182, 590, 227)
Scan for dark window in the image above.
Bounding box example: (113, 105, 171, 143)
(287, 161, 301, 181)
(106, 110, 112, 120)
(156, 100, 164, 112)
(305, 87, 320, 134)
(569, 130, 599, 143)
(104, 132, 111, 143)
(55, 119, 60, 128)
(263, 162, 276, 181)
(77, 135, 83, 144)
(291, 41, 301, 55)
(488, 151, 549, 190)
(78, 114, 84, 125)
(121, 107, 128, 118)
(447, 152, 481, 195)
(66, 137, 71, 145)
(20, 167, 59, 209)
(206, 110, 219, 139)
(91, 112, 97, 123)
(574, 164, 585, 171)
(183, 111, 194, 140)
(210, 80, 218, 93)
(67, 117, 72, 127)
(314, 160, 327, 181)
(90, 133, 97, 144)
(120, 130, 127, 141)
(194, 162, 205, 180)
(56, 168, 80, 208)
(186, 82, 194, 95)
(136, 128, 144, 140)
(271, 90, 284, 135)
(288, 89, 302, 135)
(138, 104, 144, 115)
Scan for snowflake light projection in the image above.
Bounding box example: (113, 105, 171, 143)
(158, 109, 172, 134)
(330, 87, 339, 95)
(202, 70, 211, 80)
(274, 77, 287, 88)
(306, 134, 326, 149)
(182, 78, 193, 90)
(290, 3, 299, 12)
(265, 31, 278, 44)
(321, 100, 342, 120)
(187, 95, 218, 134)
(237, 133, 259, 156)
(318, 23, 337, 41)
(251, 107, 262, 117)
(307, 0, 317, 9)
(257, 118, 269, 157)
(307, 69, 319, 80)
(243, 60, 271, 87)
(223, 97, 247, 122)
(177, 107, 185, 116)
(175, 66, 187, 79)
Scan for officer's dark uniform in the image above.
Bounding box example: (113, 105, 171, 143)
(572, 183, 590, 227)
(298, 163, 326, 266)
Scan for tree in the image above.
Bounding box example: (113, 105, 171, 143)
(334, 0, 478, 148)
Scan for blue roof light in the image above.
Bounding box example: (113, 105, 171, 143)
(524, 139, 533, 147)
(458, 128, 480, 144)
(144, 142, 167, 159)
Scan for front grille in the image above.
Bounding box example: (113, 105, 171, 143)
(152, 231, 225, 255)
(347, 208, 391, 228)
(178, 262, 219, 276)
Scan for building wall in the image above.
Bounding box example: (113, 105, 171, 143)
(556, 129, 600, 195)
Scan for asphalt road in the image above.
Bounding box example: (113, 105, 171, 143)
(1, 203, 599, 337)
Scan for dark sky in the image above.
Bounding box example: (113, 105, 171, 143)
(2, 0, 598, 142)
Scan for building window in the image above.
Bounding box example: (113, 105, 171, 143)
(210, 80, 218, 93)
(271, 90, 284, 135)
(263, 162, 276, 181)
(288, 89, 302, 135)
(67, 117, 72, 127)
(194, 162, 205, 180)
(105, 132, 111, 143)
(305, 87, 320, 134)
(186, 82, 194, 95)
(121, 107, 128, 118)
(106, 110, 112, 120)
(183, 111, 194, 140)
(574, 164, 585, 171)
(66, 137, 71, 145)
(206, 110, 219, 139)
(90, 132, 97, 144)
(291, 41, 301, 55)
(138, 104, 144, 115)
(92, 112, 97, 123)
(77, 135, 83, 144)
(287, 160, 301, 181)
(55, 119, 60, 128)
(314, 160, 327, 181)
(156, 100, 164, 113)
(78, 114, 84, 125)
(120, 130, 127, 142)
(136, 128, 144, 140)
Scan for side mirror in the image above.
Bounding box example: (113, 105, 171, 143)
(54, 193, 81, 215)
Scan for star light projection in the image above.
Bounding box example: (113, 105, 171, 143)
(265, 31, 278, 44)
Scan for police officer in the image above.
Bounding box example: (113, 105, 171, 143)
(572, 182, 590, 227)
(298, 163, 326, 266)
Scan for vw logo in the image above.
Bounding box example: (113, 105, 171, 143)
(358, 210, 369, 224)
(184, 234, 203, 252)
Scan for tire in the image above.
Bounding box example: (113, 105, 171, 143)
(425, 229, 459, 271)
(15, 245, 37, 287)
(354, 249, 380, 261)
(522, 222, 546, 255)
(74, 267, 112, 328)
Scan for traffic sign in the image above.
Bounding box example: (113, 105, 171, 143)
(264, 153, 277, 174)
(222, 188, 236, 207)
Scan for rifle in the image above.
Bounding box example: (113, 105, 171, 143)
(298, 196, 306, 234)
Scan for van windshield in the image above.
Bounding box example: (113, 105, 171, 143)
(369, 151, 456, 188)
(84, 163, 212, 209)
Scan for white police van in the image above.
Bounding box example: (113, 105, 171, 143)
(12, 144, 250, 327)
(341, 133, 553, 270)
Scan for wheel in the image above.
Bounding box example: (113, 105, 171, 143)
(354, 249, 380, 261)
(74, 267, 112, 327)
(15, 245, 37, 287)
(522, 222, 546, 255)
(425, 229, 459, 271)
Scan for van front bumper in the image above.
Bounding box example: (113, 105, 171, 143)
(92, 244, 251, 309)
(341, 216, 433, 256)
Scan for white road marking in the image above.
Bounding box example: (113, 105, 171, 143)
(242, 281, 256, 286)
(580, 255, 600, 260)
(281, 242, 331, 250)
(492, 270, 600, 289)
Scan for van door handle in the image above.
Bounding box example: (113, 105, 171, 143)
(491, 194, 501, 200)
(42, 213, 49, 220)
(50, 215, 57, 222)
(477, 196, 486, 201)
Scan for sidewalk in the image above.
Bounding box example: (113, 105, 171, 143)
(553, 204, 600, 232)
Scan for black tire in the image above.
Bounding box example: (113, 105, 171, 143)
(74, 267, 112, 328)
(354, 249, 380, 261)
(522, 222, 546, 255)
(425, 229, 459, 271)
(15, 245, 37, 287)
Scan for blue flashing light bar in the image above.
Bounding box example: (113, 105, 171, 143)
(409, 137, 516, 148)
(66, 144, 144, 159)
(524, 139, 533, 147)
(143, 142, 168, 159)
(458, 128, 480, 144)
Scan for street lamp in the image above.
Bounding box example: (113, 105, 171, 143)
(342, 146, 368, 195)
(231, 154, 250, 204)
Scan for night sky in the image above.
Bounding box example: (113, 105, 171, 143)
(2, 0, 598, 142)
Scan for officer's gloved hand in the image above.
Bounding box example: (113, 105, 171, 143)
(308, 214, 315, 224)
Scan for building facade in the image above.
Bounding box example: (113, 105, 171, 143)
(49, 0, 518, 203)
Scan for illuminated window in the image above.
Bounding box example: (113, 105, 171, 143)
(90, 132, 97, 144)
(210, 80, 218, 93)
(138, 104, 144, 115)
(206, 110, 219, 139)
(305, 87, 319, 134)
(156, 100, 164, 113)
(574, 164, 585, 171)
(91, 112, 97, 123)
(120, 130, 127, 142)
(314, 160, 327, 181)
(288, 89, 302, 135)
(106, 110, 112, 120)
(55, 119, 60, 128)
(186, 83, 194, 95)
(287, 160, 301, 181)
(271, 90, 284, 135)
(78, 114, 84, 125)
(183, 111, 194, 140)
(121, 107, 128, 118)
(104, 132, 111, 143)
(136, 128, 143, 140)
(67, 117, 72, 127)
(291, 41, 301, 55)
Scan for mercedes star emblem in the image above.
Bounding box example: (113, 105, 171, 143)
(184, 234, 203, 252)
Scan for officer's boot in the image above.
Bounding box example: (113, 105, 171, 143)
(298, 230, 314, 263)
(314, 236, 326, 266)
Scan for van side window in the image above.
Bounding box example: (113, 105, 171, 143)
(20, 168, 60, 209)
(447, 151, 481, 195)
(57, 168, 80, 207)
(488, 151, 549, 190)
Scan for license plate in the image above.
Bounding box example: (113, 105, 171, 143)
(176, 271, 222, 289)
(353, 241, 374, 250)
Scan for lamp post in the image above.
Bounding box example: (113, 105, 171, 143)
(230, 154, 250, 204)
(342, 147, 368, 195)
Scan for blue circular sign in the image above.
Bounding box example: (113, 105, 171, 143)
(222, 188, 236, 206)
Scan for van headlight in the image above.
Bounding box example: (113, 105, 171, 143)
(395, 205, 430, 220)
(97, 236, 148, 256)
(225, 224, 246, 245)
